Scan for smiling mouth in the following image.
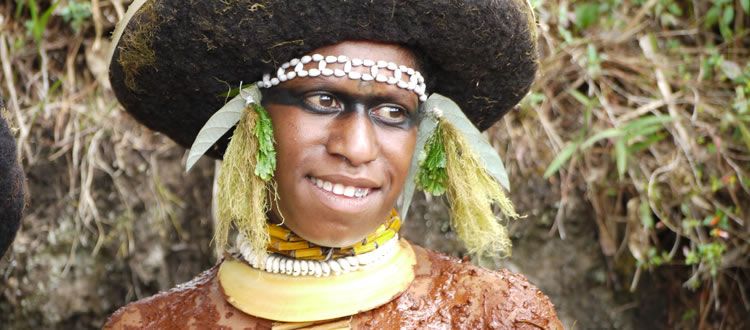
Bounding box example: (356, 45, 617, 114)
(310, 177, 372, 198)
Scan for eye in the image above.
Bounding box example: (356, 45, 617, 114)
(305, 94, 342, 111)
(372, 105, 408, 123)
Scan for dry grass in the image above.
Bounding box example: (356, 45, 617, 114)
(0, 0, 747, 328)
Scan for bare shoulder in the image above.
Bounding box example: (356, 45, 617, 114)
(104, 263, 269, 329)
(367, 243, 564, 329)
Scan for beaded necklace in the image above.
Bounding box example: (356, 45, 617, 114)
(234, 209, 402, 277)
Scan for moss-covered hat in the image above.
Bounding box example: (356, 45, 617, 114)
(108, 0, 538, 156)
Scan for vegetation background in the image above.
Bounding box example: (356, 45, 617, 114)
(1, 0, 748, 328)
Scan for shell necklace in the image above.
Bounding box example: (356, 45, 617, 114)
(233, 209, 402, 277)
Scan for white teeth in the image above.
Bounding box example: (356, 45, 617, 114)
(311, 177, 372, 198)
(333, 183, 344, 194)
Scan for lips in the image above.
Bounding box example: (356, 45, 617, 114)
(310, 177, 372, 198)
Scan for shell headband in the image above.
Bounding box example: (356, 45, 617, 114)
(256, 54, 428, 102)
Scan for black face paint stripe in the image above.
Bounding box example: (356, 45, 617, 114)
(263, 87, 418, 130)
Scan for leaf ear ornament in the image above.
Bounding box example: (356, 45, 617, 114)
(185, 83, 273, 177)
(407, 93, 520, 258)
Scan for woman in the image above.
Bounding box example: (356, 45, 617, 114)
(105, 0, 562, 328)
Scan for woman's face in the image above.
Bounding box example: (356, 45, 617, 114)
(262, 41, 419, 247)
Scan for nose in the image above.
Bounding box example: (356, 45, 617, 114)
(326, 113, 378, 167)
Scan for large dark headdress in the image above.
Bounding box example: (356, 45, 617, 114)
(109, 0, 538, 157)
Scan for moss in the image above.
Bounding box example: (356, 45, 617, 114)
(117, 1, 159, 92)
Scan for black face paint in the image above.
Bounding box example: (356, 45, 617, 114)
(263, 86, 419, 130)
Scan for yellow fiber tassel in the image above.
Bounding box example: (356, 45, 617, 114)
(217, 108, 272, 255)
(441, 119, 519, 258)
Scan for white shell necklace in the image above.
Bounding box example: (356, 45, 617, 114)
(232, 232, 401, 277)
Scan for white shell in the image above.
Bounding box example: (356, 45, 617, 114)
(337, 258, 351, 272)
(285, 259, 294, 275)
(293, 260, 301, 276)
(271, 78, 280, 86)
(375, 74, 388, 82)
(399, 65, 408, 72)
(370, 66, 378, 77)
(272, 257, 281, 273)
(344, 61, 352, 73)
(322, 68, 334, 76)
(328, 260, 342, 275)
(408, 81, 417, 90)
(298, 70, 308, 77)
(265, 256, 275, 273)
(337, 55, 348, 63)
(387, 62, 398, 70)
(363, 59, 375, 67)
(334, 69, 346, 77)
(286, 71, 296, 80)
(325, 55, 338, 63)
(377, 60, 388, 68)
(295, 62, 304, 72)
(301, 55, 312, 64)
(345, 256, 359, 268)
(281, 62, 291, 69)
(308, 69, 321, 77)
(387, 77, 398, 85)
(397, 81, 408, 89)
(394, 69, 402, 81)
(321, 262, 331, 277)
(420, 94, 428, 102)
(314, 262, 322, 277)
(300, 260, 308, 275)
(348, 71, 362, 80)
(290, 58, 300, 66)
(312, 54, 324, 62)
(351, 58, 363, 66)
(407, 68, 415, 75)
(279, 258, 286, 273)
(362, 74, 374, 81)
(263, 73, 271, 86)
(318, 60, 327, 71)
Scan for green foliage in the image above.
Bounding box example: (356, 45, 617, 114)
(252, 103, 276, 182)
(60, 0, 91, 33)
(575, 2, 600, 30)
(705, 0, 748, 39)
(416, 123, 448, 196)
(20, 0, 61, 45)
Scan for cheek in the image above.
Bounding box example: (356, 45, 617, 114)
(383, 129, 417, 182)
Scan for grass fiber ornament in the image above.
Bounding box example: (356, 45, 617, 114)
(186, 84, 277, 255)
(416, 94, 519, 258)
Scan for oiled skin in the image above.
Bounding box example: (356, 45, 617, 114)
(105, 243, 563, 329)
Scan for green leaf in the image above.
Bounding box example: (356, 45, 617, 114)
(253, 103, 276, 182)
(582, 128, 623, 149)
(622, 115, 674, 132)
(630, 132, 667, 153)
(415, 124, 448, 196)
(185, 84, 263, 171)
(401, 104, 438, 218)
(721, 6, 735, 26)
(544, 142, 579, 178)
(568, 89, 596, 108)
(705, 6, 720, 28)
(575, 2, 599, 29)
(742, 0, 750, 14)
(628, 124, 668, 139)
(615, 138, 627, 177)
